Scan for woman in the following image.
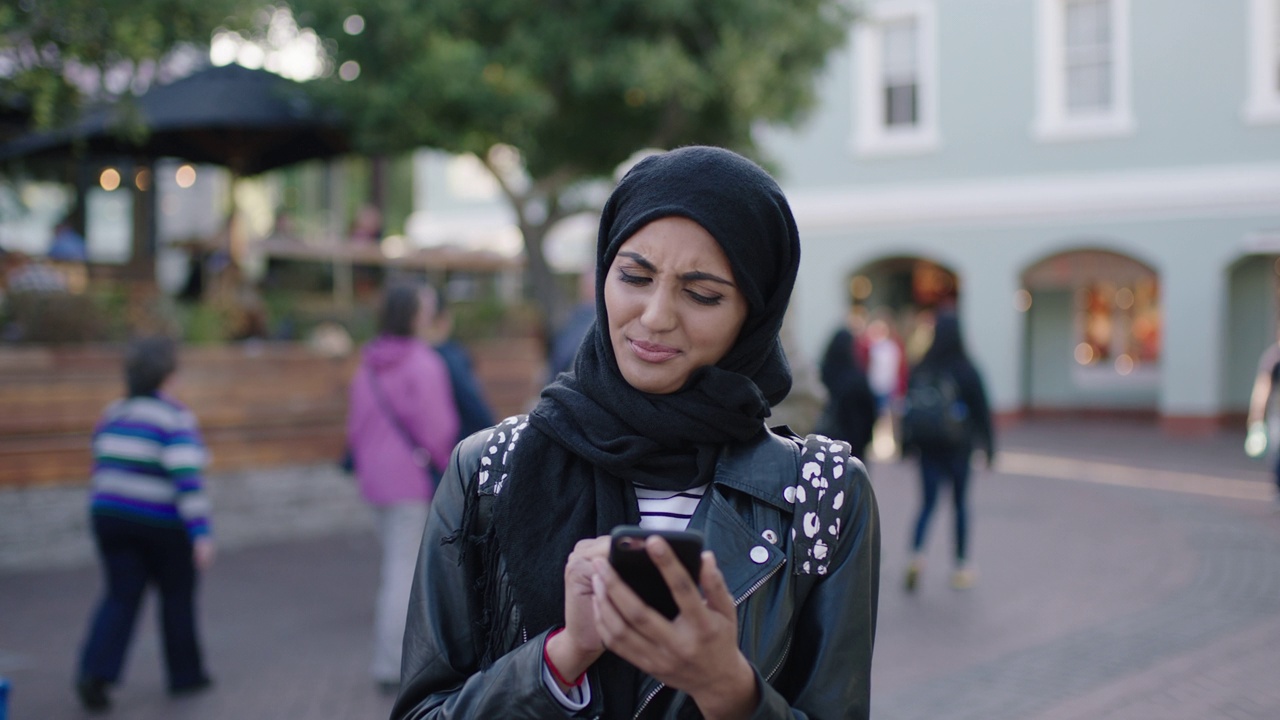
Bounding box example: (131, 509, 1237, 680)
(393, 147, 880, 719)
(76, 336, 214, 711)
(817, 306, 879, 461)
(347, 283, 459, 692)
(900, 312, 994, 592)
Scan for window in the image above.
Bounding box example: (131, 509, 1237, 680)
(1074, 278, 1161, 374)
(1023, 250, 1160, 383)
(1245, 0, 1280, 124)
(1034, 0, 1134, 141)
(882, 19, 920, 127)
(853, 1, 939, 156)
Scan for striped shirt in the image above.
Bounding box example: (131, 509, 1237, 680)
(89, 395, 211, 538)
(634, 484, 708, 532)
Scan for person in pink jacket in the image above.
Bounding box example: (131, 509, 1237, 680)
(347, 282, 460, 692)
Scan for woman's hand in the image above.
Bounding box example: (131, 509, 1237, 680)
(193, 536, 216, 571)
(546, 536, 610, 689)
(591, 538, 759, 720)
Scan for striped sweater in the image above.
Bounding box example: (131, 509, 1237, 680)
(89, 395, 211, 538)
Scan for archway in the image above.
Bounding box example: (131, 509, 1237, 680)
(841, 255, 959, 458)
(1019, 248, 1161, 416)
(1224, 254, 1279, 423)
(845, 255, 959, 364)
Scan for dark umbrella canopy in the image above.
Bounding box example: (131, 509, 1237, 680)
(0, 63, 349, 176)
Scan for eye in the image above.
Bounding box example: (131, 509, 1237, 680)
(618, 270, 650, 286)
(687, 289, 723, 306)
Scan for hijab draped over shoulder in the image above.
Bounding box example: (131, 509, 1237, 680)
(466, 147, 801, 709)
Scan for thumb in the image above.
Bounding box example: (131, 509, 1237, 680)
(699, 552, 736, 618)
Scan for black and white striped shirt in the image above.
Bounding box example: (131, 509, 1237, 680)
(634, 484, 708, 531)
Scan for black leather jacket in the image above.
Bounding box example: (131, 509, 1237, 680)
(393, 426, 880, 720)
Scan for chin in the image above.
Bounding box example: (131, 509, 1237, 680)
(620, 365, 684, 395)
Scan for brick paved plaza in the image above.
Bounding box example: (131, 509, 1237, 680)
(1, 419, 1277, 719)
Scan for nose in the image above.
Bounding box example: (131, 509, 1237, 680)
(639, 288, 678, 332)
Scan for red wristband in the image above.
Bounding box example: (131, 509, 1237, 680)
(544, 627, 586, 688)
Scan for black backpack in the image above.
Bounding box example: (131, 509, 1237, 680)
(900, 368, 969, 450)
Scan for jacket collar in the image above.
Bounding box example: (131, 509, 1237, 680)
(708, 428, 799, 512)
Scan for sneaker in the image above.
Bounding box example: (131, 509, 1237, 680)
(904, 562, 921, 593)
(951, 568, 976, 590)
(75, 676, 111, 713)
(170, 676, 214, 697)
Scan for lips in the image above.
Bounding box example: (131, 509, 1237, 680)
(629, 339, 680, 363)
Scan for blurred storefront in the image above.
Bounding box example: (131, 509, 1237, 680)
(760, 0, 1280, 433)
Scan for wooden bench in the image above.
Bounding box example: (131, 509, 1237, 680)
(0, 338, 547, 488)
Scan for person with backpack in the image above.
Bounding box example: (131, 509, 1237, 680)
(392, 147, 880, 719)
(899, 311, 994, 591)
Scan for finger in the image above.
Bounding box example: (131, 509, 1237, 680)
(591, 565, 664, 672)
(592, 557, 652, 622)
(591, 563, 642, 650)
(571, 535, 612, 560)
(699, 551, 737, 619)
(645, 536, 704, 619)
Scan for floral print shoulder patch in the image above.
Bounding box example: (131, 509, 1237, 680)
(788, 434, 854, 576)
(476, 415, 528, 497)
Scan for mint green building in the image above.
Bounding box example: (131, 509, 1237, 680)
(760, 0, 1280, 430)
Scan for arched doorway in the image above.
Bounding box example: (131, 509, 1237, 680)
(843, 256, 959, 458)
(1019, 248, 1161, 416)
(845, 255, 959, 364)
(1224, 254, 1280, 423)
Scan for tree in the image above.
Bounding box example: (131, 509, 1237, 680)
(293, 0, 853, 331)
(0, 0, 253, 135)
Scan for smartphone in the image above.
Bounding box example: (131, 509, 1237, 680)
(608, 525, 704, 620)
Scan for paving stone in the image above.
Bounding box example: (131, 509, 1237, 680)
(2, 419, 1278, 719)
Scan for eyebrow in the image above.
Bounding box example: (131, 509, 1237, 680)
(617, 251, 737, 287)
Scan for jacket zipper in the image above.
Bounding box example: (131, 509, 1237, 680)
(631, 562, 785, 719)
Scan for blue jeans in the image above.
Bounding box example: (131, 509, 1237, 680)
(78, 515, 207, 690)
(911, 449, 972, 563)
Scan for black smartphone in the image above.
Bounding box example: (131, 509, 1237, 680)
(608, 525, 704, 620)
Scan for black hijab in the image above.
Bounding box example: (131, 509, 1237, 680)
(476, 146, 801, 711)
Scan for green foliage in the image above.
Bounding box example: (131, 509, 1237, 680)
(0, 0, 254, 132)
(295, 0, 852, 180)
(292, 0, 853, 326)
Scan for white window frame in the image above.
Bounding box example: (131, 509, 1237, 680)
(851, 0, 940, 157)
(1245, 0, 1280, 124)
(1033, 0, 1135, 142)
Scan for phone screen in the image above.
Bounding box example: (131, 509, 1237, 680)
(608, 526, 704, 619)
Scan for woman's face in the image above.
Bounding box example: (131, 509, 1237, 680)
(604, 216, 749, 394)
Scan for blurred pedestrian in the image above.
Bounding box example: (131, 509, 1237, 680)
(862, 310, 901, 411)
(75, 336, 214, 712)
(900, 312, 994, 592)
(48, 213, 88, 262)
(346, 283, 460, 693)
(420, 284, 496, 443)
(817, 306, 879, 461)
(547, 267, 597, 382)
(1245, 318, 1280, 503)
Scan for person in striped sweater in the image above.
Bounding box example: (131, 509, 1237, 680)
(75, 336, 214, 713)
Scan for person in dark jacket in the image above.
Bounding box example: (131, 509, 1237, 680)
(900, 311, 994, 592)
(817, 307, 879, 461)
(393, 146, 880, 719)
(420, 285, 496, 443)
